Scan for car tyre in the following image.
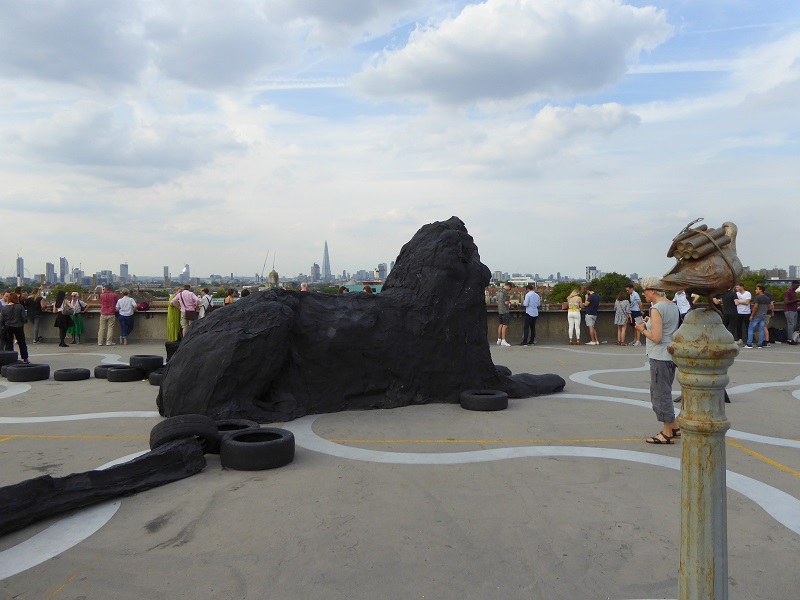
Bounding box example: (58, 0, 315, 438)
(148, 367, 165, 386)
(94, 363, 129, 379)
(459, 389, 509, 411)
(54, 368, 91, 381)
(0, 350, 19, 366)
(6, 363, 50, 382)
(219, 428, 295, 471)
(149, 415, 219, 453)
(129, 355, 164, 376)
(206, 419, 261, 454)
(106, 366, 145, 382)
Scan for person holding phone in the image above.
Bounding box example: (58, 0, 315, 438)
(635, 277, 680, 445)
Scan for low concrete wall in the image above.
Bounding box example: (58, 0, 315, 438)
(485, 309, 793, 344)
(21, 308, 793, 345)
(24, 310, 169, 344)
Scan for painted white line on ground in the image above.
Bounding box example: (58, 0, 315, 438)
(552, 393, 800, 449)
(0, 383, 31, 400)
(0, 411, 159, 424)
(570, 365, 800, 398)
(284, 415, 800, 535)
(0, 451, 147, 581)
(568, 363, 673, 395)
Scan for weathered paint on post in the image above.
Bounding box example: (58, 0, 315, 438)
(669, 308, 738, 599)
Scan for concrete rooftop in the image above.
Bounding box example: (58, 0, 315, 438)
(1, 339, 799, 599)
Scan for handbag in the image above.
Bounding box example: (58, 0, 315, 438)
(178, 291, 199, 321)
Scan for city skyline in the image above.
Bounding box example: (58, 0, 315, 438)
(6, 244, 797, 287)
(1, 2, 799, 278)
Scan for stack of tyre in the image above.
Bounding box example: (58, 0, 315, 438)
(1, 351, 50, 382)
(96, 355, 164, 383)
(149, 415, 295, 471)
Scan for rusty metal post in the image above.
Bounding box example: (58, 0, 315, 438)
(669, 308, 738, 599)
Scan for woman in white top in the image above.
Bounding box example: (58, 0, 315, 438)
(115, 289, 137, 345)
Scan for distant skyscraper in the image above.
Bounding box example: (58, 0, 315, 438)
(321, 241, 332, 283)
(376, 263, 387, 280)
(45, 262, 56, 284)
(180, 264, 190, 283)
(16, 256, 24, 279)
(311, 263, 321, 282)
(163, 266, 169, 279)
(789, 265, 798, 279)
(120, 263, 129, 282)
(59, 257, 68, 283)
(586, 266, 599, 281)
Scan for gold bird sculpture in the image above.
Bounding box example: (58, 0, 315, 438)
(659, 219, 743, 301)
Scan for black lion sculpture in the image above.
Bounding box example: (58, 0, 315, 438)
(158, 217, 565, 421)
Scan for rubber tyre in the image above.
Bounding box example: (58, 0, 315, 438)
(2, 361, 24, 377)
(6, 363, 51, 382)
(129, 354, 164, 376)
(106, 366, 145, 382)
(219, 428, 295, 471)
(459, 389, 509, 411)
(149, 415, 219, 453)
(54, 368, 91, 382)
(0, 350, 19, 366)
(94, 363, 129, 379)
(207, 419, 261, 454)
(148, 368, 165, 386)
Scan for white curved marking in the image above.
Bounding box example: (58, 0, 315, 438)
(0, 451, 147, 581)
(553, 393, 800, 449)
(727, 375, 800, 395)
(0, 411, 159, 424)
(569, 363, 678, 395)
(28, 352, 123, 363)
(0, 383, 31, 400)
(570, 364, 800, 398)
(284, 416, 800, 535)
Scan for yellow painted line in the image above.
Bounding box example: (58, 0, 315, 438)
(0, 434, 147, 441)
(46, 555, 100, 599)
(727, 440, 800, 480)
(328, 438, 643, 444)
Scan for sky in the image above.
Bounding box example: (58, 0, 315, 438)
(2, 0, 799, 281)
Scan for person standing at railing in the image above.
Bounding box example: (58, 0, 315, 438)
(115, 289, 137, 345)
(97, 285, 119, 346)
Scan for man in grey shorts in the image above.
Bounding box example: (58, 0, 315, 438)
(495, 282, 512, 347)
(583, 285, 601, 345)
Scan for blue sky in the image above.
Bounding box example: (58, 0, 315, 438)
(1, 0, 799, 281)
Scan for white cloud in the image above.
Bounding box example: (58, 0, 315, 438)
(0, 0, 146, 88)
(354, 0, 673, 104)
(19, 101, 243, 185)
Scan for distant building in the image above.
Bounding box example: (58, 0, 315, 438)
(179, 264, 190, 283)
(493, 270, 503, 282)
(45, 262, 56, 284)
(16, 256, 24, 279)
(59, 257, 68, 283)
(310, 263, 320, 282)
(375, 263, 387, 281)
(585, 266, 600, 281)
(120, 263, 129, 282)
(508, 275, 537, 287)
(790, 265, 799, 279)
(322, 241, 332, 283)
(163, 266, 169, 279)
